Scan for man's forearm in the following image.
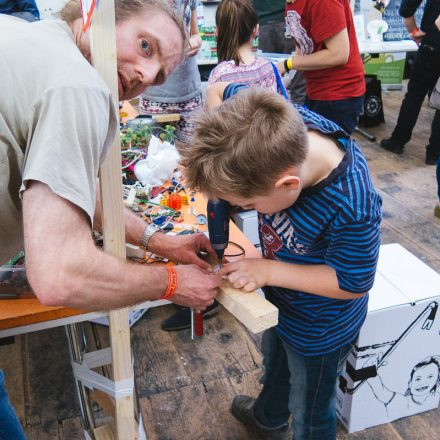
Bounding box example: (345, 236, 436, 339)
(265, 260, 367, 300)
(403, 16, 418, 33)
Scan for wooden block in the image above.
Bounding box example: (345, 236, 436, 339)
(152, 113, 180, 123)
(217, 282, 278, 334)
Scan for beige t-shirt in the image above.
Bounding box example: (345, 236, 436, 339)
(0, 16, 118, 264)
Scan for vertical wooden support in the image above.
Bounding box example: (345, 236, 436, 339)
(89, 1, 136, 438)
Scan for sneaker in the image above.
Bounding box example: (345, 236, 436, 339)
(161, 300, 220, 331)
(435, 203, 440, 219)
(380, 138, 404, 154)
(231, 395, 290, 440)
(425, 148, 440, 165)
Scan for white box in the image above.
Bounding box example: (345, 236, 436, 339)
(336, 243, 440, 433)
(232, 210, 260, 246)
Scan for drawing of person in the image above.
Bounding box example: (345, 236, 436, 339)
(364, 355, 440, 420)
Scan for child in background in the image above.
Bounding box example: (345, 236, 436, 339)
(182, 85, 382, 440)
(139, 0, 202, 144)
(208, 0, 279, 92)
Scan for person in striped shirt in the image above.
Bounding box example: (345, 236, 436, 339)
(182, 85, 382, 440)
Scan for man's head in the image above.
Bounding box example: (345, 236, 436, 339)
(182, 88, 309, 214)
(61, 0, 186, 100)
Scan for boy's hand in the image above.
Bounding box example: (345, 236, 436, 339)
(220, 258, 269, 291)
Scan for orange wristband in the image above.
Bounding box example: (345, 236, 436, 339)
(411, 28, 420, 36)
(161, 266, 178, 300)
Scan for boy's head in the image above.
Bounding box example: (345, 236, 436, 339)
(182, 88, 309, 214)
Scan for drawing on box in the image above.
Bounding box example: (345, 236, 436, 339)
(339, 301, 439, 396)
(364, 354, 440, 419)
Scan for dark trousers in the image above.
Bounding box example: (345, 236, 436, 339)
(0, 370, 26, 440)
(253, 328, 353, 440)
(391, 45, 440, 153)
(304, 95, 365, 135)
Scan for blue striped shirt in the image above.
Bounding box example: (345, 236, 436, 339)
(224, 83, 382, 355)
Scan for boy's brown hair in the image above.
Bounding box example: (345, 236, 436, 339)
(215, 0, 258, 65)
(182, 88, 308, 198)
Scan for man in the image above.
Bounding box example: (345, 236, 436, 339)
(0, 1, 221, 436)
(380, 0, 440, 165)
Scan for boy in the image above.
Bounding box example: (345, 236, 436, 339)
(182, 85, 382, 440)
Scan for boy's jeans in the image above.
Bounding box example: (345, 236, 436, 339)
(253, 328, 353, 440)
(0, 369, 26, 440)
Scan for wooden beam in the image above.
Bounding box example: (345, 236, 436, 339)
(89, 1, 135, 439)
(217, 283, 278, 334)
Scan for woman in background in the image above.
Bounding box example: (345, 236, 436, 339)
(139, 0, 202, 144)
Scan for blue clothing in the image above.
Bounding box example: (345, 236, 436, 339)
(0, 369, 26, 440)
(253, 328, 353, 440)
(223, 83, 382, 356)
(0, 0, 39, 20)
(304, 95, 365, 135)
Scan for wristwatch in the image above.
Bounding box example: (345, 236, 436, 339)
(139, 223, 162, 250)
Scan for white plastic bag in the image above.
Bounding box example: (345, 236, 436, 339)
(134, 135, 180, 187)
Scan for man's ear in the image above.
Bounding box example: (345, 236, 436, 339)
(274, 175, 301, 190)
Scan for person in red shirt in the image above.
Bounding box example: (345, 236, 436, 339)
(278, 0, 365, 134)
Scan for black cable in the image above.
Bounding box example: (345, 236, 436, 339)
(224, 241, 246, 257)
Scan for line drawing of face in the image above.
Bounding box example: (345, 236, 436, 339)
(409, 363, 439, 398)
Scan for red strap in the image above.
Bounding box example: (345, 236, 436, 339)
(161, 266, 178, 300)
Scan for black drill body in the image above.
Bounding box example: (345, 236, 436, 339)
(207, 199, 231, 264)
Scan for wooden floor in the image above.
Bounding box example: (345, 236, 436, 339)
(1, 83, 439, 439)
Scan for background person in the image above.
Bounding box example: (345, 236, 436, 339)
(380, 0, 440, 165)
(139, 0, 203, 145)
(277, 0, 365, 134)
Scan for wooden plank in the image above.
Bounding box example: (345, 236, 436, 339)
(0, 299, 83, 331)
(23, 328, 80, 428)
(89, 0, 135, 437)
(59, 416, 84, 439)
(391, 409, 440, 440)
(166, 306, 263, 384)
(25, 420, 59, 440)
(0, 335, 25, 426)
(217, 283, 278, 334)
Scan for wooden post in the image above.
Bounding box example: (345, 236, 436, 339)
(89, 1, 136, 438)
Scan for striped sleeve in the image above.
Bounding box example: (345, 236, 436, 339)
(325, 215, 381, 293)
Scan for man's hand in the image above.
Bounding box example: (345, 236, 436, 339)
(410, 29, 426, 45)
(220, 258, 269, 292)
(149, 232, 216, 269)
(186, 34, 202, 57)
(172, 264, 221, 309)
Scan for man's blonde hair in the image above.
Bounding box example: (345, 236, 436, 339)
(182, 88, 308, 198)
(60, 0, 186, 43)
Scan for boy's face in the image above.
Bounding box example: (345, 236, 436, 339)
(220, 174, 302, 214)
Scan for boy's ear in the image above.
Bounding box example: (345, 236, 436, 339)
(274, 175, 301, 190)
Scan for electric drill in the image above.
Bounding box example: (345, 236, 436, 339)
(207, 199, 231, 267)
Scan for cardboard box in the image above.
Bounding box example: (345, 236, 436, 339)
(232, 210, 260, 246)
(336, 243, 440, 433)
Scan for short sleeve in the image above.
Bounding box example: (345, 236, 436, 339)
(191, 0, 199, 11)
(308, 0, 347, 44)
(208, 64, 223, 85)
(21, 86, 118, 224)
(325, 215, 381, 293)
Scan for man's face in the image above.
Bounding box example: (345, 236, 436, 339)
(410, 364, 439, 397)
(115, 8, 184, 100)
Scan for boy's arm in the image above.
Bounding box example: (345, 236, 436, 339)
(221, 259, 366, 300)
(221, 215, 381, 300)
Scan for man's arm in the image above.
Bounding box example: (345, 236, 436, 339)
(23, 181, 221, 310)
(276, 29, 350, 74)
(400, 0, 426, 43)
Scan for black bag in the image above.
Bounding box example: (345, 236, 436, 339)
(358, 74, 385, 128)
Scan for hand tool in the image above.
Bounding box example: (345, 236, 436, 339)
(207, 198, 231, 269)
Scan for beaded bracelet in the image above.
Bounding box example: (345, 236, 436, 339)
(161, 266, 178, 300)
